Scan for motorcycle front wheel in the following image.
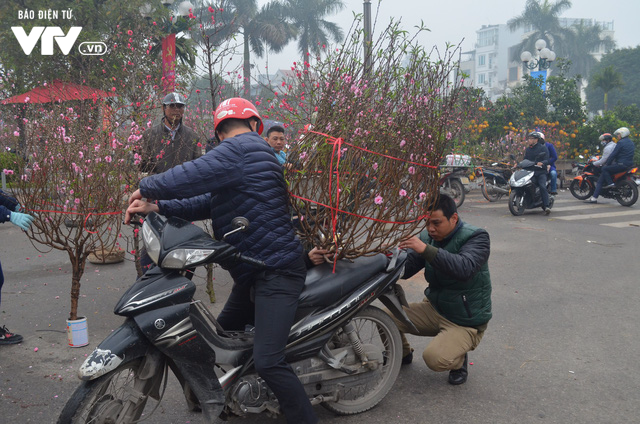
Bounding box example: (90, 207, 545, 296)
(322, 306, 402, 415)
(569, 179, 594, 200)
(508, 191, 526, 216)
(615, 180, 639, 206)
(441, 179, 465, 208)
(57, 356, 165, 424)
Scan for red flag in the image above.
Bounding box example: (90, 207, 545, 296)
(162, 34, 176, 93)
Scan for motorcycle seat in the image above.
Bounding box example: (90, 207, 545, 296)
(298, 253, 389, 308)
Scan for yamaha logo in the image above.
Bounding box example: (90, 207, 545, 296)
(154, 319, 166, 330)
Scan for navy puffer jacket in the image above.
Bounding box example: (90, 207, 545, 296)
(139, 131, 302, 281)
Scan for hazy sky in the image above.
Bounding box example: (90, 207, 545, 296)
(255, 0, 640, 72)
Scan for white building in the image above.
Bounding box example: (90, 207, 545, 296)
(465, 19, 614, 101)
(473, 24, 526, 100)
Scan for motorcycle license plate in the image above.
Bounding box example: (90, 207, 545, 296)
(460, 177, 470, 184)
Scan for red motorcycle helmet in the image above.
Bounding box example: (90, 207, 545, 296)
(213, 97, 264, 135)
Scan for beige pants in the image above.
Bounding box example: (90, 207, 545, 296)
(391, 298, 485, 372)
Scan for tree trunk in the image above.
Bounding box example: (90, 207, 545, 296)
(603, 91, 609, 112)
(68, 250, 87, 321)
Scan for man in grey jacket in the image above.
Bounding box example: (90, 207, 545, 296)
(139, 92, 200, 174)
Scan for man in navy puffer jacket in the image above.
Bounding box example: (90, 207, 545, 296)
(125, 98, 317, 424)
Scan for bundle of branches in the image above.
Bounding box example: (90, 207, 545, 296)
(264, 20, 474, 259)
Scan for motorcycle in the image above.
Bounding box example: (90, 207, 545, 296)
(476, 163, 512, 202)
(508, 159, 554, 216)
(57, 212, 417, 424)
(569, 159, 639, 206)
(439, 166, 469, 208)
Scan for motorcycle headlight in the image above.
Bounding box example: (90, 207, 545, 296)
(510, 172, 531, 188)
(161, 249, 216, 269)
(142, 221, 161, 265)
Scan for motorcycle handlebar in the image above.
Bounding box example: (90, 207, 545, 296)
(236, 254, 266, 268)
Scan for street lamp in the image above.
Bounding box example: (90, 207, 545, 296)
(520, 39, 556, 71)
(363, 1, 372, 74)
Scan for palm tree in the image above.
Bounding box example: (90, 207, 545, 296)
(281, 0, 345, 60)
(508, 0, 573, 62)
(589, 65, 624, 111)
(564, 20, 615, 80)
(223, 0, 297, 98)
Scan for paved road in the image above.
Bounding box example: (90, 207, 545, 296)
(1, 189, 639, 423)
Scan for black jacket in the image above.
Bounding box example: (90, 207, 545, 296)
(140, 131, 302, 283)
(524, 141, 549, 176)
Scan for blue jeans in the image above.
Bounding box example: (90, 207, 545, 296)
(549, 169, 557, 192)
(217, 257, 318, 424)
(602, 164, 630, 186)
(534, 173, 549, 208)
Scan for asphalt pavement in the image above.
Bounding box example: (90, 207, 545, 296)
(1, 189, 639, 423)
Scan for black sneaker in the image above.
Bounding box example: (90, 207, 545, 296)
(448, 353, 468, 385)
(0, 325, 23, 345)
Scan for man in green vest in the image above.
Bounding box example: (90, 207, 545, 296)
(394, 194, 492, 385)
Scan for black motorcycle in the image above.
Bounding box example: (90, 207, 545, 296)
(508, 159, 554, 216)
(439, 166, 469, 208)
(477, 163, 512, 202)
(57, 212, 416, 424)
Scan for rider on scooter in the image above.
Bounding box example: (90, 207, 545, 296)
(524, 131, 551, 215)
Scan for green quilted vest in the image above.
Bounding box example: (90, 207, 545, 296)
(420, 223, 492, 327)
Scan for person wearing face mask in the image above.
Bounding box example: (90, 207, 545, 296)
(139, 92, 200, 174)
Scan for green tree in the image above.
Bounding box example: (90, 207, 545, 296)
(508, 0, 573, 62)
(589, 65, 624, 112)
(546, 61, 586, 124)
(221, 0, 297, 98)
(281, 0, 345, 59)
(564, 19, 615, 81)
(585, 47, 640, 112)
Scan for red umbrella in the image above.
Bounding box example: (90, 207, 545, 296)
(1, 80, 114, 105)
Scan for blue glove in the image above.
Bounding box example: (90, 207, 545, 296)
(9, 211, 35, 231)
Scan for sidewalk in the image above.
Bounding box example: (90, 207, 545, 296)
(0, 223, 234, 422)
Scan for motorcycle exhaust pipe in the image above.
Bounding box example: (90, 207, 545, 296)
(487, 184, 509, 194)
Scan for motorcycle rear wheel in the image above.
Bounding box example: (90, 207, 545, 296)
(569, 179, 594, 200)
(441, 179, 465, 208)
(508, 191, 526, 216)
(57, 357, 164, 424)
(322, 306, 402, 415)
(615, 180, 639, 206)
(482, 179, 505, 202)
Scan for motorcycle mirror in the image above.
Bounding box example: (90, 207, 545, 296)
(231, 217, 249, 230)
(223, 217, 250, 239)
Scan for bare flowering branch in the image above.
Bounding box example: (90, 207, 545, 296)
(262, 19, 475, 259)
(1, 23, 164, 321)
